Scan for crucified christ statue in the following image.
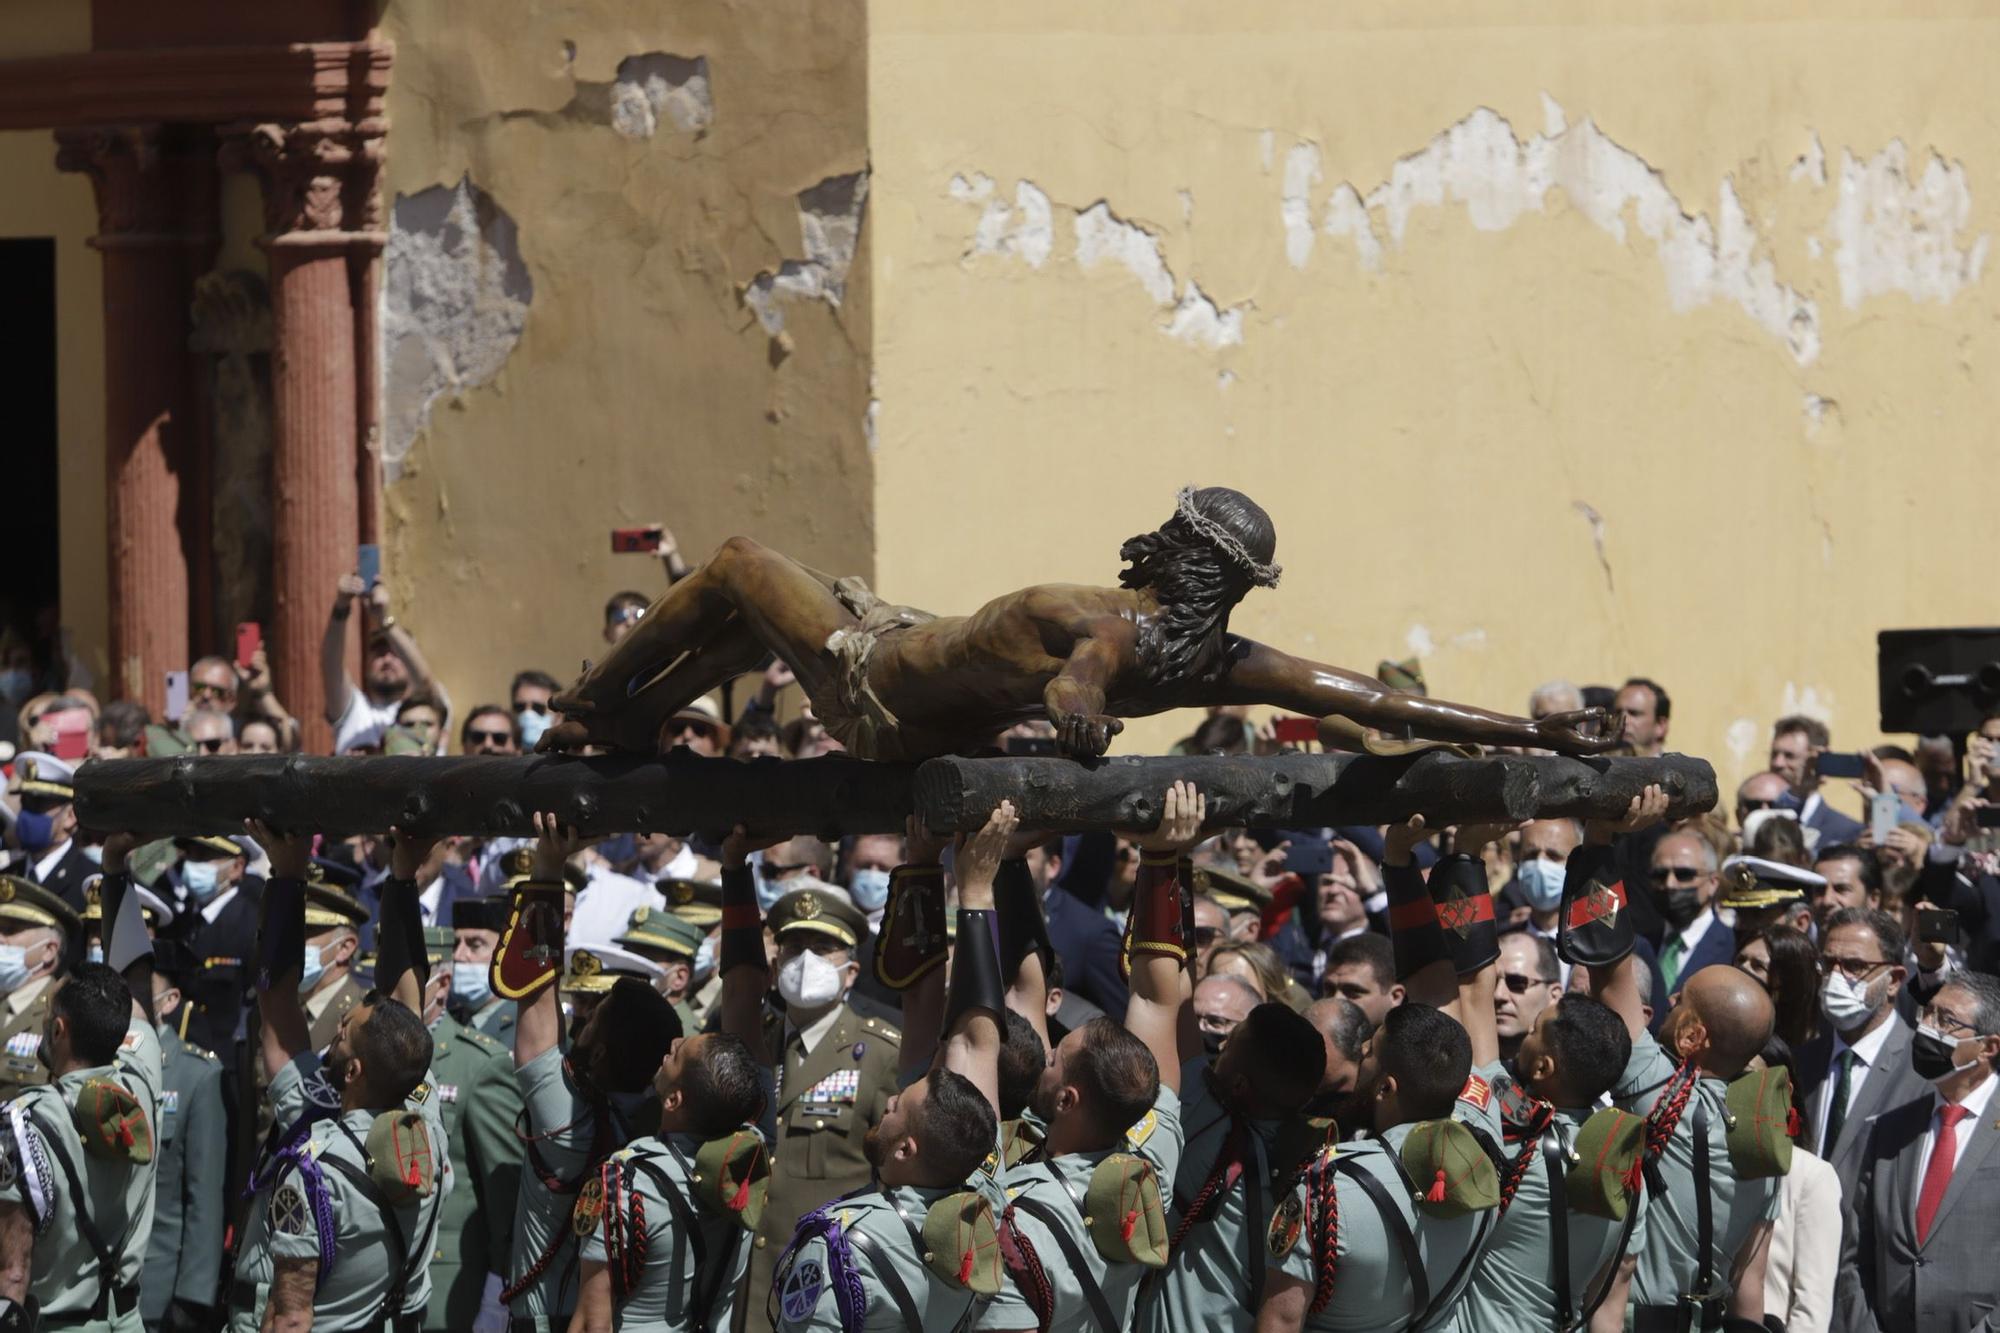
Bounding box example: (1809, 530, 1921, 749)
(540, 487, 1622, 762)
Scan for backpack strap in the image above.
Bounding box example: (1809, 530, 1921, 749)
(617, 1146, 720, 1328)
(327, 1120, 442, 1324)
(845, 1224, 925, 1331)
(37, 1118, 123, 1308)
(1540, 1127, 1574, 1329)
(1006, 1165, 1121, 1333)
(1328, 1155, 1428, 1332)
(1681, 1098, 1718, 1333)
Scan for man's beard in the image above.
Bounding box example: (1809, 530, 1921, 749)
(862, 1123, 885, 1172)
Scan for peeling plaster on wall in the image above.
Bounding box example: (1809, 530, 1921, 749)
(1304, 101, 1822, 364)
(1321, 185, 1383, 272)
(1724, 718, 1758, 765)
(1282, 142, 1322, 268)
(1803, 393, 1835, 431)
(1824, 143, 1989, 308)
(1179, 190, 1196, 225)
(1779, 683, 1833, 725)
(1572, 500, 1614, 592)
(948, 180, 1251, 351)
(744, 170, 871, 335)
(607, 53, 713, 138)
(1791, 133, 1827, 187)
(383, 175, 533, 480)
(1258, 130, 1275, 174)
(1405, 624, 1435, 658)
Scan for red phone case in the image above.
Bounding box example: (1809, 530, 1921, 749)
(611, 528, 659, 553)
(236, 622, 262, 669)
(1273, 716, 1319, 744)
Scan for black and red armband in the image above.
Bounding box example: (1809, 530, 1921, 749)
(1427, 853, 1499, 975)
(719, 864, 765, 976)
(1121, 851, 1191, 980)
(1383, 862, 1447, 982)
(1555, 844, 1633, 968)
(875, 865, 948, 989)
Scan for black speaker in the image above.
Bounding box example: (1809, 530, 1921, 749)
(1877, 628, 2000, 734)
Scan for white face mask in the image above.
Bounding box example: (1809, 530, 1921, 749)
(777, 950, 845, 1011)
(1820, 970, 1885, 1030)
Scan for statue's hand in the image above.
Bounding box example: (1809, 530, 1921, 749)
(1050, 710, 1124, 760)
(1532, 707, 1625, 755)
(534, 718, 593, 754)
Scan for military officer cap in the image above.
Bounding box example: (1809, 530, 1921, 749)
(617, 905, 704, 961)
(307, 855, 363, 889)
(305, 881, 370, 932)
(1377, 657, 1428, 695)
(496, 845, 586, 894)
(423, 925, 455, 967)
(767, 884, 867, 950)
(1718, 855, 1824, 910)
(561, 944, 663, 995)
(660, 876, 722, 927)
(1192, 862, 1269, 912)
(0, 875, 82, 940)
(175, 832, 247, 862)
(81, 876, 174, 928)
(450, 895, 506, 932)
(141, 724, 194, 757)
(9, 753, 74, 803)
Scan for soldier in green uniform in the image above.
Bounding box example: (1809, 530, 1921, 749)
(0, 877, 162, 1333)
(230, 822, 453, 1333)
(724, 865, 903, 1333)
(140, 941, 229, 1332)
(661, 878, 723, 1023)
(448, 897, 516, 1042)
(416, 925, 522, 1332)
(617, 906, 706, 1033)
(761, 803, 1016, 1333)
(301, 872, 370, 1051)
(0, 874, 81, 1099)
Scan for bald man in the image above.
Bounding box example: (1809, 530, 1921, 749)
(1589, 957, 1781, 1329)
(1192, 973, 1259, 1056)
(1734, 771, 1792, 834)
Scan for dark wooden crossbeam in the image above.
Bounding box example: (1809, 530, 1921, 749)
(74, 750, 1714, 841)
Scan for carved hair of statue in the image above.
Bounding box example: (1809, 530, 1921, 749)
(1118, 487, 1280, 688)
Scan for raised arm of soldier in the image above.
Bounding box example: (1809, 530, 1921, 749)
(516, 811, 592, 1069)
(936, 801, 1018, 1111)
(1127, 781, 1203, 1096)
(1581, 786, 1671, 1043)
(717, 824, 783, 1066)
(246, 819, 315, 1078)
(894, 816, 951, 1086)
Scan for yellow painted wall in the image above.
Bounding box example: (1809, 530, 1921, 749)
(868, 1, 2000, 794)
(379, 0, 874, 714)
(0, 132, 106, 687)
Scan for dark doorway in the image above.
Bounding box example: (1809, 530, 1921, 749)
(0, 239, 60, 672)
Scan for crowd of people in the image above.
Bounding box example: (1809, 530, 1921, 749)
(0, 530, 1995, 1333)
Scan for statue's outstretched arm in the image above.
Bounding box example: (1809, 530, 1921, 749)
(1217, 638, 1621, 755)
(1042, 622, 1133, 759)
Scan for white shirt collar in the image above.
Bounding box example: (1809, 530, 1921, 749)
(788, 1001, 845, 1055)
(1833, 1011, 1899, 1066)
(419, 875, 445, 924)
(32, 840, 69, 882)
(199, 884, 240, 923)
(1671, 906, 1718, 956)
(1939, 1067, 1999, 1122)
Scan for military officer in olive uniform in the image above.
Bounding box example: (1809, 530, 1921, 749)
(662, 877, 723, 1023)
(418, 927, 523, 1332)
(142, 940, 229, 1331)
(448, 897, 515, 1041)
(0, 874, 82, 1098)
(616, 906, 706, 1033)
(743, 886, 903, 1333)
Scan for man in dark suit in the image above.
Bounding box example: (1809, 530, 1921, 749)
(1771, 714, 1867, 849)
(1837, 970, 2000, 1333)
(1797, 907, 1931, 1197)
(1646, 828, 1736, 1001)
(6, 752, 96, 913)
(166, 833, 261, 1071)
(1031, 835, 1127, 1019)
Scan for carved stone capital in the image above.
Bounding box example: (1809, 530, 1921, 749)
(55, 124, 177, 240)
(219, 118, 386, 245)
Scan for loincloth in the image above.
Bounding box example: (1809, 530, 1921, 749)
(816, 576, 937, 761)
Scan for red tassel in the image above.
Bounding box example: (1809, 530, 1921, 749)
(959, 1249, 975, 1285)
(405, 1159, 420, 1187)
(118, 1122, 133, 1148)
(1786, 1107, 1802, 1139)
(1121, 1209, 1138, 1243)
(1427, 1169, 1447, 1204)
(1622, 1157, 1644, 1195)
(730, 1172, 751, 1211)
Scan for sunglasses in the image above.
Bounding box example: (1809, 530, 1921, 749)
(1736, 799, 1780, 814)
(194, 738, 228, 754)
(1499, 972, 1553, 994)
(1193, 926, 1223, 947)
(191, 680, 235, 699)
(467, 729, 512, 746)
(516, 700, 550, 715)
(1648, 866, 1705, 885)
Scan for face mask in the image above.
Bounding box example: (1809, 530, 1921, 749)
(452, 961, 492, 1008)
(0, 945, 35, 995)
(1516, 859, 1565, 912)
(181, 859, 222, 903)
(1911, 1024, 1983, 1081)
(777, 950, 845, 1011)
(693, 936, 717, 981)
(86, 944, 104, 966)
(13, 810, 55, 854)
(299, 945, 325, 994)
(517, 709, 553, 748)
(1201, 1028, 1228, 1058)
(82, 844, 102, 866)
(0, 670, 30, 704)
(848, 867, 892, 913)
(755, 870, 787, 913)
(1820, 971, 1886, 1030)
(1657, 886, 1704, 930)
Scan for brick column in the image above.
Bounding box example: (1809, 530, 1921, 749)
(223, 120, 385, 753)
(55, 125, 215, 713)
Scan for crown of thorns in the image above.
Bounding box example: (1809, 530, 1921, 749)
(1174, 487, 1281, 588)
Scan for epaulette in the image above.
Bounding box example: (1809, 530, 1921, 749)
(856, 1015, 901, 1048)
(189, 1044, 219, 1064)
(463, 1028, 508, 1057)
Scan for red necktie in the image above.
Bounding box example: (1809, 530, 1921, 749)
(1915, 1103, 1972, 1245)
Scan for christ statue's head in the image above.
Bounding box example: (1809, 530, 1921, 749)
(1119, 487, 1279, 687)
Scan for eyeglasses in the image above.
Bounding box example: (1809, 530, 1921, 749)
(1919, 1005, 1983, 1038)
(467, 730, 512, 746)
(1819, 955, 1891, 982)
(191, 680, 235, 700)
(1736, 799, 1780, 815)
(516, 700, 550, 716)
(1500, 972, 1554, 994)
(610, 607, 645, 625)
(193, 738, 228, 754)
(1193, 926, 1223, 948)
(667, 721, 716, 740)
(1648, 866, 1706, 885)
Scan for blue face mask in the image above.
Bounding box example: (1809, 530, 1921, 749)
(452, 960, 492, 1008)
(0, 944, 34, 994)
(181, 859, 222, 903)
(0, 670, 30, 704)
(755, 869, 786, 913)
(693, 935, 717, 980)
(13, 810, 55, 855)
(299, 945, 325, 994)
(1516, 858, 1567, 913)
(517, 709, 553, 748)
(86, 944, 104, 965)
(848, 867, 892, 913)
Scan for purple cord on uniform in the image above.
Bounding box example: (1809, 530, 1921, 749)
(785, 1201, 868, 1328)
